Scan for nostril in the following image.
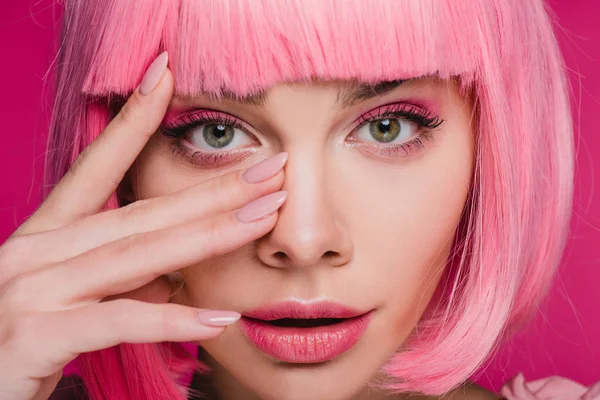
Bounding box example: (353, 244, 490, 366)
(270, 251, 342, 265)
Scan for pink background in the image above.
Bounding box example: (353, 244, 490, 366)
(1, 0, 598, 393)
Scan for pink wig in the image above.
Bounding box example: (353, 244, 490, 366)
(45, 0, 573, 397)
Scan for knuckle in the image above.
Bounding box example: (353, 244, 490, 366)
(110, 233, 161, 277)
(202, 216, 229, 259)
(0, 273, 39, 311)
(107, 298, 134, 316)
(229, 170, 250, 198)
(208, 170, 247, 201)
(9, 221, 32, 237)
(118, 198, 153, 222)
(0, 236, 32, 277)
(117, 98, 143, 127)
(115, 231, 151, 254)
(104, 299, 136, 333)
(68, 145, 92, 177)
(159, 304, 183, 337)
(107, 299, 181, 339)
(0, 312, 40, 350)
(10, 313, 39, 340)
(0, 313, 15, 346)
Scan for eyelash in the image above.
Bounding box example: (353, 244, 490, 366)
(159, 103, 444, 166)
(348, 103, 442, 157)
(160, 111, 255, 167)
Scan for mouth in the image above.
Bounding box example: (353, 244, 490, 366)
(256, 317, 347, 328)
(239, 300, 373, 364)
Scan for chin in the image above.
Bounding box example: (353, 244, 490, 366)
(199, 315, 401, 400)
(214, 352, 378, 400)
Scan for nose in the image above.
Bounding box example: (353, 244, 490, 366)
(255, 154, 353, 269)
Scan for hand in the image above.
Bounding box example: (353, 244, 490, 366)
(0, 52, 287, 400)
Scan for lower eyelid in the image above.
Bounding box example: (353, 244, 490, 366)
(170, 140, 258, 167)
(346, 131, 436, 157)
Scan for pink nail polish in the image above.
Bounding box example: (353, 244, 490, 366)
(242, 153, 288, 183)
(235, 191, 287, 223)
(197, 310, 241, 327)
(138, 51, 169, 96)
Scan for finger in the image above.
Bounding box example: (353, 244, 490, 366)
(13, 153, 286, 272)
(15, 52, 172, 236)
(32, 191, 287, 306)
(9, 301, 237, 379)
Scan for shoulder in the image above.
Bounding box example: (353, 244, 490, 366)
(441, 382, 501, 400)
(390, 381, 501, 400)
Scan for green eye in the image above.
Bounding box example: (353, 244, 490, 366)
(368, 119, 401, 143)
(203, 124, 235, 148)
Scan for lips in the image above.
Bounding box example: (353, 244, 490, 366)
(239, 301, 372, 363)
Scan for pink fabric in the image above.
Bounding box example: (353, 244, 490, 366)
(500, 373, 600, 400)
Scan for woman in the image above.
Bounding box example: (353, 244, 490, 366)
(0, 0, 583, 399)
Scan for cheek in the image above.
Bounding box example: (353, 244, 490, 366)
(337, 127, 473, 310)
(128, 134, 219, 199)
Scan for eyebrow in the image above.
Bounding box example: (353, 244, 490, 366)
(217, 79, 407, 109)
(336, 79, 406, 108)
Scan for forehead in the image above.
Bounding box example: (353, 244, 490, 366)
(82, 0, 481, 98)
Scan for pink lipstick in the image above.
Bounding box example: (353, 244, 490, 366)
(239, 300, 372, 363)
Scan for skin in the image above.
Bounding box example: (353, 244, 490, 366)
(127, 77, 495, 400)
(0, 57, 497, 399)
(0, 67, 289, 400)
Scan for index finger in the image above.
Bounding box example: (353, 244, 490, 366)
(16, 52, 172, 236)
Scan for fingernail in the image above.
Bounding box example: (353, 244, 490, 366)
(197, 310, 241, 327)
(139, 51, 169, 96)
(242, 152, 288, 183)
(235, 191, 287, 223)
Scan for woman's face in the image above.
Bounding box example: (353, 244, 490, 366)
(129, 77, 475, 400)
